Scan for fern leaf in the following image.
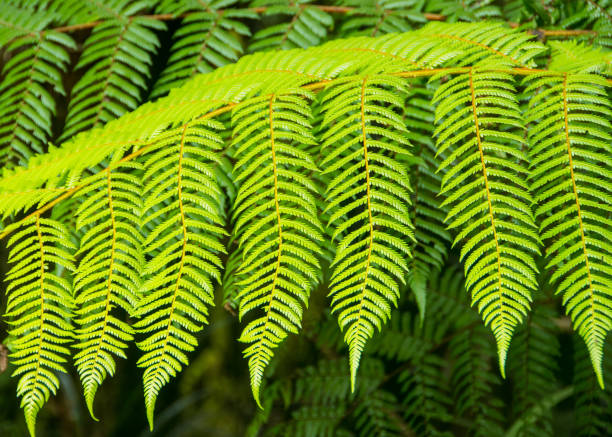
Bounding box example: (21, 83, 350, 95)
(402, 81, 451, 320)
(232, 90, 323, 406)
(60, 2, 164, 140)
(507, 304, 561, 437)
(433, 68, 540, 375)
(525, 72, 612, 387)
(72, 162, 143, 418)
(320, 75, 414, 390)
(134, 119, 226, 429)
(449, 324, 505, 437)
(0, 4, 75, 167)
(248, 0, 333, 52)
(151, 0, 254, 99)
(4, 216, 75, 437)
(338, 0, 423, 38)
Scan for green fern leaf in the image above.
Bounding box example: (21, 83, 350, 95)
(134, 119, 227, 428)
(0, 4, 75, 167)
(525, 71, 612, 387)
(72, 162, 143, 418)
(232, 90, 323, 406)
(433, 68, 540, 374)
(4, 216, 75, 437)
(151, 0, 254, 99)
(320, 75, 414, 390)
(60, 1, 165, 140)
(248, 0, 333, 52)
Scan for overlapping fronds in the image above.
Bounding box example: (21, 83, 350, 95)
(525, 71, 612, 387)
(0, 20, 610, 435)
(0, 4, 74, 168)
(72, 162, 143, 418)
(3, 216, 75, 437)
(133, 119, 226, 428)
(231, 91, 323, 405)
(433, 67, 540, 373)
(320, 74, 413, 389)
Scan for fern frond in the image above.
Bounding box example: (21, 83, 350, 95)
(232, 90, 323, 406)
(425, 0, 501, 22)
(134, 119, 227, 429)
(72, 162, 143, 418)
(402, 81, 450, 319)
(507, 304, 560, 437)
(524, 72, 612, 387)
(433, 68, 540, 374)
(572, 335, 612, 437)
(337, 0, 422, 38)
(400, 355, 453, 436)
(0, 4, 75, 167)
(151, 0, 254, 99)
(449, 324, 505, 437)
(248, 0, 333, 52)
(548, 40, 612, 75)
(60, 1, 164, 140)
(4, 216, 75, 437)
(320, 74, 413, 390)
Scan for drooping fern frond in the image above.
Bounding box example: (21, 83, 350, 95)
(134, 119, 227, 428)
(337, 0, 423, 38)
(151, 0, 254, 99)
(320, 74, 413, 390)
(524, 71, 612, 387)
(449, 323, 505, 437)
(248, 0, 333, 52)
(572, 335, 612, 437)
(0, 4, 75, 168)
(402, 81, 450, 319)
(3, 216, 75, 437)
(507, 303, 561, 437)
(231, 90, 323, 405)
(433, 67, 540, 374)
(60, 0, 165, 140)
(72, 162, 143, 418)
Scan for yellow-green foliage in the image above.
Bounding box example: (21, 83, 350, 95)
(0, 9, 610, 436)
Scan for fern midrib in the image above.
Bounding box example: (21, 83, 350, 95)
(352, 78, 375, 347)
(468, 68, 505, 332)
(255, 95, 284, 355)
(153, 124, 189, 380)
(561, 73, 595, 335)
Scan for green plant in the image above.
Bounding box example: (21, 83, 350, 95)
(0, 1, 611, 436)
